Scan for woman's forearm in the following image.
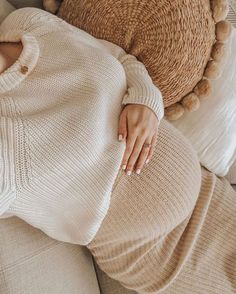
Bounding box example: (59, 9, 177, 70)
(97, 38, 164, 122)
(118, 52, 164, 122)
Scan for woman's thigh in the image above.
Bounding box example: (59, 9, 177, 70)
(86, 118, 202, 292)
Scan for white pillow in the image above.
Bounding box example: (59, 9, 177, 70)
(171, 29, 236, 177)
(0, 0, 15, 23)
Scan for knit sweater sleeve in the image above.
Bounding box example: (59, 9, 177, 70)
(0, 7, 66, 35)
(98, 39, 164, 122)
(119, 52, 164, 122)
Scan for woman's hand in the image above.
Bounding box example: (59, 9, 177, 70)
(118, 104, 159, 175)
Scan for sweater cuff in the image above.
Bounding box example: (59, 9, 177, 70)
(119, 54, 164, 122)
(122, 84, 164, 123)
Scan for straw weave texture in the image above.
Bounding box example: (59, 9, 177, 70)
(57, 0, 216, 108)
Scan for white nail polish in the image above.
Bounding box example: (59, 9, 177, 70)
(136, 169, 141, 174)
(145, 158, 150, 164)
(127, 170, 132, 176)
(118, 134, 123, 141)
(122, 164, 126, 170)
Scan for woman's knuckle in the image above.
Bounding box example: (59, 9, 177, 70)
(133, 120, 141, 128)
(141, 146, 148, 154)
(140, 128, 147, 136)
(132, 126, 140, 135)
(144, 148, 150, 154)
(126, 146, 132, 154)
(132, 149, 140, 157)
(137, 154, 144, 162)
(122, 156, 128, 163)
(136, 161, 144, 169)
(129, 156, 136, 164)
(127, 163, 134, 170)
(136, 163, 142, 169)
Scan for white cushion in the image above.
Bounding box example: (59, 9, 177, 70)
(0, 0, 15, 23)
(171, 29, 236, 177)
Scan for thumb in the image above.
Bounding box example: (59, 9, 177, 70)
(118, 109, 127, 142)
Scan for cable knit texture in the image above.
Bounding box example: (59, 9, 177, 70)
(0, 7, 164, 245)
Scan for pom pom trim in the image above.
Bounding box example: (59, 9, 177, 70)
(165, 0, 232, 121)
(164, 103, 185, 121)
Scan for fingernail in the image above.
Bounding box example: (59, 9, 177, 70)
(136, 169, 141, 174)
(145, 158, 150, 164)
(118, 134, 123, 141)
(122, 164, 126, 170)
(126, 170, 132, 176)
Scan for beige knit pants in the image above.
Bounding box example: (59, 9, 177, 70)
(86, 119, 236, 294)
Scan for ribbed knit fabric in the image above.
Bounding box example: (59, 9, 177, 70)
(87, 118, 236, 293)
(0, 8, 164, 245)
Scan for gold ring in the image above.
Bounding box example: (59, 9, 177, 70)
(143, 143, 152, 148)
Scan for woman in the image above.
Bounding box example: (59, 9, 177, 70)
(0, 7, 235, 293)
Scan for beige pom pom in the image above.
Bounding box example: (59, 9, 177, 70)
(204, 60, 221, 79)
(181, 93, 200, 112)
(194, 79, 212, 98)
(216, 20, 232, 42)
(211, 42, 226, 61)
(164, 103, 185, 121)
(211, 0, 229, 22)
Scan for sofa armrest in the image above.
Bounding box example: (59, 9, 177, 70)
(0, 216, 101, 294)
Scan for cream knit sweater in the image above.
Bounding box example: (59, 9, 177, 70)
(0, 8, 164, 245)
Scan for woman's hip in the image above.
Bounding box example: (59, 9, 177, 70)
(86, 119, 236, 293)
(87, 117, 202, 247)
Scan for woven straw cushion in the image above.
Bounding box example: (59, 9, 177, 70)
(57, 0, 232, 120)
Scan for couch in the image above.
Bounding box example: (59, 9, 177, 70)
(0, 1, 235, 293)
